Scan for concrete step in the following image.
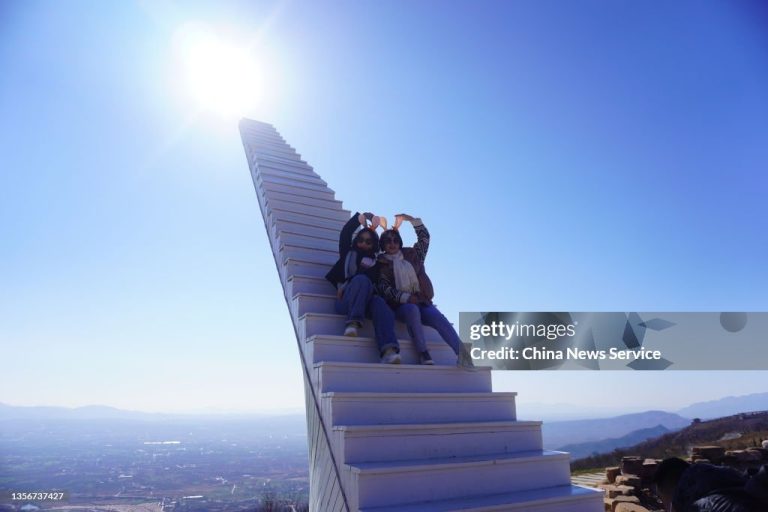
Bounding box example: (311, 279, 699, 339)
(351, 450, 572, 509)
(314, 361, 492, 393)
(282, 257, 330, 279)
(247, 139, 298, 154)
(271, 220, 339, 242)
(249, 145, 302, 162)
(243, 131, 295, 146)
(240, 123, 282, 139)
(267, 206, 348, 230)
(359, 485, 603, 512)
(260, 180, 336, 201)
(255, 155, 314, 174)
(267, 190, 343, 210)
(259, 167, 326, 187)
(242, 132, 285, 146)
(268, 213, 345, 239)
(299, 312, 447, 344)
(279, 234, 339, 253)
(286, 274, 337, 297)
(305, 334, 458, 366)
(321, 392, 517, 426)
(258, 163, 324, 182)
(280, 245, 337, 267)
(279, 234, 338, 255)
(267, 197, 347, 218)
(253, 147, 307, 163)
(259, 174, 332, 196)
(293, 292, 343, 316)
(336, 421, 543, 464)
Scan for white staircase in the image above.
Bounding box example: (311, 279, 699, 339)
(239, 119, 603, 512)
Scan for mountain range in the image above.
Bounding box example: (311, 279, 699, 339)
(3, 391, 768, 457)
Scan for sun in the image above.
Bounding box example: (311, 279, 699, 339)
(174, 24, 261, 119)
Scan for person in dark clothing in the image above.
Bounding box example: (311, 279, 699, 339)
(655, 457, 692, 510)
(653, 457, 766, 512)
(325, 212, 401, 364)
(745, 464, 768, 509)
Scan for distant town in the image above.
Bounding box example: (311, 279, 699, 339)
(0, 410, 309, 511)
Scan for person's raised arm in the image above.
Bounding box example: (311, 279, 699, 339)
(339, 212, 372, 255)
(398, 213, 429, 263)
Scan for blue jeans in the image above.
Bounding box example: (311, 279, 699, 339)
(395, 303, 462, 355)
(335, 275, 399, 354)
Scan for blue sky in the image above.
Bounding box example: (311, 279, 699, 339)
(1, 1, 767, 415)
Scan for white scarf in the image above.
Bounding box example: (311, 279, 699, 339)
(383, 251, 420, 293)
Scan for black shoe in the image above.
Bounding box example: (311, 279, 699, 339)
(419, 350, 434, 365)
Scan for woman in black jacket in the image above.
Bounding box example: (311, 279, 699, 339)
(325, 212, 401, 364)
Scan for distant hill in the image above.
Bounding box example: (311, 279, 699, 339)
(558, 424, 671, 459)
(572, 410, 768, 470)
(0, 403, 306, 435)
(0, 403, 153, 420)
(542, 411, 690, 449)
(677, 392, 768, 420)
(516, 402, 643, 422)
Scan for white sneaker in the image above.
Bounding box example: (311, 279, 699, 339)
(343, 323, 359, 337)
(380, 348, 401, 364)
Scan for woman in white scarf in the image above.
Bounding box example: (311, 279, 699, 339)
(378, 214, 473, 367)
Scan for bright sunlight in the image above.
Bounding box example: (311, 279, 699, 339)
(173, 24, 262, 119)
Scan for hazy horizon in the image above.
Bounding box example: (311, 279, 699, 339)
(4, 389, 768, 422)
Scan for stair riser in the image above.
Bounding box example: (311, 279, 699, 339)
(281, 247, 337, 267)
(294, 293, 338, 316)
(355, 455, 571, 508)
(259, 174, 331, 195)
(255, 157, 314, 175)
(267, 198, 347, 219)
(307, 337, 457, 365)
(267, 191, 342, 210)
(324, 396, 517, 426)
(286, 276, 336, 298)
(248, 144, 301, 159)
(282, 259, 330, 280)
(266, 201, 349, 224)
(300, 314, 448, 344)
(519, 496, 605, 512)
(256, 149, 311, 168)
(279, 233, 340, 253)
(242, 129, 284, 143)
(260, 168, 326, 187)
(316, 365, 492, 393)
(259, 180, 336, 202)
(248, 138, 297, 155)
(268, 209, 346, 232)
(244, 138, 287, 151)
(272, 220, 339, 241)
(280, 239, 338, 258)
(343, 427, 543, 464)
(356, 491, 604, 512)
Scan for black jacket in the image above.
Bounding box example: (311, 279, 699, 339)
(325, 213, 379, 290)
(673, 463, 765, 512)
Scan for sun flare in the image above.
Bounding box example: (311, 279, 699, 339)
(174, 24, 261, 118)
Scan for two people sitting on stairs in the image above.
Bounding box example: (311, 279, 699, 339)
(325, 211, 473, 368)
